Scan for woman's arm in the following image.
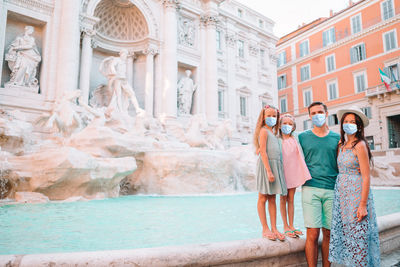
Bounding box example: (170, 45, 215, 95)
(355, 141, 370, 222)
(259, 128, 274, 182)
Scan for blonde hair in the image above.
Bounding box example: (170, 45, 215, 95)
(279, 113, 296, 137)
(253, 105, 280, 151)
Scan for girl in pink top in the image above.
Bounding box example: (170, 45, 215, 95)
(279, 114, 312, 238)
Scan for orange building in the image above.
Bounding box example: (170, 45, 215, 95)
(277, 0, 400, 151)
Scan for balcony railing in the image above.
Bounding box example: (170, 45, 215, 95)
(365, 81, 400, 97)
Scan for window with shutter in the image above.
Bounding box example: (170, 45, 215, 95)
(238, 40, 244, 58)
(218, 90, 224, 112)
(388, 64, 399, 81)
(278, 74, 287, 90)
(382, 0, 394, 20)
(323, 28, 336, 47)
(280, 97, 287, 113)
(300, 65, 310, 81)
(350, 43, 366, 63)
(361, 107, 372, 119)
(240, 96, 246, 117)
(384, 30, 397, 51)
(328, 82, 338, 100)
(299, 40, 309, 57)
(326, 54, 335, 72)
(304, 89, 312, 107)
(351, 14, 362, 34)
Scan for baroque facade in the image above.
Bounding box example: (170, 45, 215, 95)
(0, 0, 278, 144)
(277, 0, 400, 152)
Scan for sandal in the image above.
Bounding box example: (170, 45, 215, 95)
(262, 231, 277, 241)
(293, 229, 303, 236)
(284, 230, 298, 238)
(274, 231, 286, 242)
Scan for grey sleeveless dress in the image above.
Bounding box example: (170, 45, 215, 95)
(256, 129, 287, 196)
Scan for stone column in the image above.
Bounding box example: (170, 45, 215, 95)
(0, 1, 7, 85)
(127, 50, 135, 87)
(161, 0, 179, 118)
(144, 47, 157, 116)
(79, 28, 95, 104)
(225, 28, 237, 127)
(201, 14, 219, 122)
(56, 0, 81, 97)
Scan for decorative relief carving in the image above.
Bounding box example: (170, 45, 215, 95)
(178, 16, 195, 47)
(5, 0, 54, 15)
(249, 44, 259, 56)
(225, 33, 236, 47)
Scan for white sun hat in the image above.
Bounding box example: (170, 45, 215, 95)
(337, 105, 369, 127)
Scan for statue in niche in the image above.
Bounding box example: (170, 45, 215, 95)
(177, 70, 197, 115)
(5, 26, 41, 90)
(99, 49, 144, 117)
(178, 17, 195, 47)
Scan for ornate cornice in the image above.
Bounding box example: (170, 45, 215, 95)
(200, 14, 219, 27)
(143, 47, 159, 55)
(81, 27, 96, 37)
(5, 0, 54, 15)
(161, 0, 180, 9)
(80, 13, 100, 29)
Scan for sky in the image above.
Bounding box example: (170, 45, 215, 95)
(236, 0, 353, 37)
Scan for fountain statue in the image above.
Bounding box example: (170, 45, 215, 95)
(99, 49, 145, 117)
(177, 70, 197, 115)
(5, 26, 41, 92)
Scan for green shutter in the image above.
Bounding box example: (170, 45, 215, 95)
(361, 43, 366, 60)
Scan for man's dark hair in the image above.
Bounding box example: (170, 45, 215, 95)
(308, 101, 327, 114)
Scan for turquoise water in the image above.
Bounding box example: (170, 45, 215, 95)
(1, 189, 399, 255)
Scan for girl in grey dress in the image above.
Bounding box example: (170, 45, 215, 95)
(253, 105, 287, 241)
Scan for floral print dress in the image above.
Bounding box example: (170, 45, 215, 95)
(329, 149, 380, 267)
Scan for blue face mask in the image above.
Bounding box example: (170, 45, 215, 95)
(281, 124, 293, 135)
(312, 114, 326, 127)
(265, 117, 277, 127)
(343, 123, 357, 135)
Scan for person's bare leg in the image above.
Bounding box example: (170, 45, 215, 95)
(280, 195, 295, 237)
(287, 189, 302, 235)
(268, 194, 285, 240)
(321, 228, 331, 267)
(305, 228, 320, 267)
(257, 193, 274, 239)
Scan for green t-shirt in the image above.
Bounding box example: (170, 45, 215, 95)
(298, 130, 340, 190)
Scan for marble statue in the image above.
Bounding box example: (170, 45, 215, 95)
(99, 49, 144, 116)
(177, 70, 197, 115)
(36, 90, 83, 136)
(5, 26, 41, 90)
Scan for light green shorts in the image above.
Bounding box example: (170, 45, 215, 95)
(302, 186, 334, 230)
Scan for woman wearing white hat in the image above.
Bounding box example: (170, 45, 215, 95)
(328, 106, 380, 266)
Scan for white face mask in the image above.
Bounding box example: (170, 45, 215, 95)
(265, 117, 277, 127)
(312, 114, 326, 127)
(281, 124, 293, 135)
(343, 123, 357, 135)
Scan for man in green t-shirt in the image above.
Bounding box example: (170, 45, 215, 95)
(298, 102, 340, 267)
